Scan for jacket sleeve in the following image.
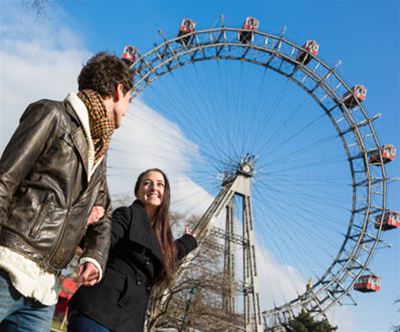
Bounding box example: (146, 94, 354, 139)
(110, 206, 131, 247)
(175, 234, 198, 261)
(81, 162, 113, 273)
(0, 101, 60, 228)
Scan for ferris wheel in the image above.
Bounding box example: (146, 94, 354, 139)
(109, 16, 398, 330)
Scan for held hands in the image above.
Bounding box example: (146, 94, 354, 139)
(87, 206, 105, 226)
(76, 262, 99, 286)
(73, 206, 104, 286)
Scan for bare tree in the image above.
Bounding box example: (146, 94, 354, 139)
(24, 0, 52, 17)
(392, 298, 400, 332)
(147, 213, 245, 332)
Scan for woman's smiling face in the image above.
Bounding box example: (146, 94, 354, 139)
(137, 170, 165, 209)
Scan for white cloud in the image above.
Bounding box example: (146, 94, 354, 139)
(107, 97, 215, 214)
(327, 306, 355, 332)
(0, 2, 89, 152)
(109, 97, 201, 174)
(255, 241, 306, 309)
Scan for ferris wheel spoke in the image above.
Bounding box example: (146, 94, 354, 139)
(167, 74, 228, 155)
(140, 78, 231, 165)
(246, 80, 291, 151)
(176, 65, 229, 148)
(251, 94, 310, 152)
(260, 155, 346, 176)
(258, 112, 327, 158)
(256, 178, 350, 215)
(193, 62, 235, 157)
(268, 184, 350, 213)
(253, 188, 329, 284)
(255, 185, 344, 233)
(253, 185, 348, 257)
(262, 133, 339, 167)
(244, 67, 271, 147)
(254, 207, 337, 289)
(251, 193, 311, 301)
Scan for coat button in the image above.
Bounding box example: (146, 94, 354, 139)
(146, 285, 152, 291)
(145, 259, 150, 266)
(136, 277, 142, 286)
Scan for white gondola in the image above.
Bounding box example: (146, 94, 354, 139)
(374, 210, 400, 230)
(342, 84, 367, 108)
(177, 18, 196, 45)
(296, 40, 319, 65)
(238, 17, 259, 44)
(121, 45, 138, 66)
(369, 144, 396, 165)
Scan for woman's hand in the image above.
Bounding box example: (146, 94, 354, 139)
(184, 225, 195, 237)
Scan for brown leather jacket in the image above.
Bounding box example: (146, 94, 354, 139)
(0, 99, 112, 274)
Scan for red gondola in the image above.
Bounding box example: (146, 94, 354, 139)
(177, 18, 195, 45)
(121, 45, 138, 66)
(354, 275, 381, 293)
(369, 144, 396, 165)
(238, 17, 259, 44)
(342, 85, 367, 108)
(374, 211, 400, 230)
(296, 40, 319, 65)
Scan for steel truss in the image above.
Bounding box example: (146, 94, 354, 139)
(133, 23, 392, 328)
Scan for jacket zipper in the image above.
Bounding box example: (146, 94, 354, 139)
(46, 208, 70, 269)
(29, 199, 51, 238)
(59, 216, 87, 268)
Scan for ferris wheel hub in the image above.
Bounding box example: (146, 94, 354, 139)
(238, 153, 256, 176)
(221, 154, 256, 185)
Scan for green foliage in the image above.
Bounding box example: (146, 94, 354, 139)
(283, 310, 337, 332)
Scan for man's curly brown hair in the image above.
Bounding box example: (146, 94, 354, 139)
(78, 52, 133, 97)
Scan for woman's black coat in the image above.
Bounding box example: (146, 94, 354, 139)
(69, 200, 198, 332)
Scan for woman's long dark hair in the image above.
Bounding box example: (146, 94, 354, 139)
(134, 168, 176, 279)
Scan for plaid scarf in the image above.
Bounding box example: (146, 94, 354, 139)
(77, 89, 115, 163)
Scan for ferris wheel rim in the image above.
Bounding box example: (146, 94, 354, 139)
(128, 24, 388, 320)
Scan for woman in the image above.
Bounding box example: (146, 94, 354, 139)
(68, 168, 198, 332)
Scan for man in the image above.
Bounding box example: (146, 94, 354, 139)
(0, 52, 133, 331)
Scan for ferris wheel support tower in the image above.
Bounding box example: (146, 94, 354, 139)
(181, 155, 264, 331)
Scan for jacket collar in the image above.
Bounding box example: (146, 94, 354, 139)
(129, 200, 163, 264)
(64, 92, 103, 181)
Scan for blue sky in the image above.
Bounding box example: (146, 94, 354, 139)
(0, 1, 399, 331)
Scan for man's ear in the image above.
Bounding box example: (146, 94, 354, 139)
(114, 83, 124, 101)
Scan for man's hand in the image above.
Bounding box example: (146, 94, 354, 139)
(87, 206, 105, 226)
(76, 262, 100, 286)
